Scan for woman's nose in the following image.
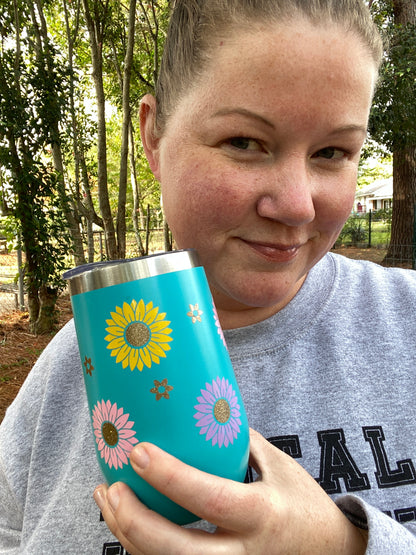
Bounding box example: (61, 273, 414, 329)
(256, 159, 316, 226)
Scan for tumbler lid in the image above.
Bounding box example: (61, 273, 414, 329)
(63, 249, 201, 295)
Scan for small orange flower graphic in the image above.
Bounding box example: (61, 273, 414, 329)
(187, 303, 203, 323)
(105, 299, 173, 371)
(150, 378, 174, 401)
(83, 356, 94, 376)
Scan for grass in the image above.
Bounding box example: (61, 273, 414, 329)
(336, 215, 391, 248)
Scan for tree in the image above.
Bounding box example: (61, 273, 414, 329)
(388, 0, 416, 265)
(116, 0, 137, 259)
(29, 0, 86, 266)
(0, 0, 73, 333)
(81, 0, 118, 259)
(369, 0, 416, 265)
(80, 0, 169, 259)
(0, 0, 170, 333)
(60, 0, 103, 263)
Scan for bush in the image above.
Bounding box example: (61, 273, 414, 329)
(337, 216, 368, 246)
(336, 211, 392, 248)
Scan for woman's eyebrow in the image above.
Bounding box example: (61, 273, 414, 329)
(212, 110, 368, 138)
(328, 124, 368, 137)
(212, 107, 275, 129)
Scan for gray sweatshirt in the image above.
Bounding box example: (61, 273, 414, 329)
(1, 253, 415, 553)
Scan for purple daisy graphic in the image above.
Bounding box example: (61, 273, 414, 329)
(194, 377, 242, 448)
(92, 400, 139, 469)
(212, 301, 227, 348)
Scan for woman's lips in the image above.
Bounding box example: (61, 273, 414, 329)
(242, 239, 303, 262)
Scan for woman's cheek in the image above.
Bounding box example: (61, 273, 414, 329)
(317, 176, 357, 228)
(163, 161, 246, 221)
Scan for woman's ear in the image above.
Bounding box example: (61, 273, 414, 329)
(139, 94, 161, 180)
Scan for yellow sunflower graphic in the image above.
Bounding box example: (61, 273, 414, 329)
(105, 299, 173, 371)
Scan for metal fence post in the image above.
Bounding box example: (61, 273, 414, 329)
(17, 245, 25, 311)
(368, 209, 372, 249)
(413, 203, 416, 270)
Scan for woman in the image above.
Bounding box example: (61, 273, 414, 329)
(1, 1, 415, 553)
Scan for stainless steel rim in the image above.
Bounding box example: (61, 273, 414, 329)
(63, 249, 201, 295)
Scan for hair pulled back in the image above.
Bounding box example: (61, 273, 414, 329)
(155, 0, 383, 131)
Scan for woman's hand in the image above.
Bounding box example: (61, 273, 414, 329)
(94, 428, 368, 554)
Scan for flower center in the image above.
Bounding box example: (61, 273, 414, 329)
(125, 322, 150, 347)
(102, 422, 119, 446)
(214, 398, 231, 424)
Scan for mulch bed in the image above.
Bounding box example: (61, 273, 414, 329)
(0, 295, 73, 423)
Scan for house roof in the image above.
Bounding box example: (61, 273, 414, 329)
(355, 177, 393, 200)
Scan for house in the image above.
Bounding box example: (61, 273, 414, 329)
(355, 177, 393, 213)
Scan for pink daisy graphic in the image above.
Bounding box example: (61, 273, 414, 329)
(92, 400, 139, 469)
(194, 377, 242, 448)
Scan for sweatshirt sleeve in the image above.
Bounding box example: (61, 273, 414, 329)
(0, 384, 34, 554)
(336, 494, 416, 554)
(0, 320, 76, 553)
(0, 454, 23, 554)
(0, 355, 44, 554)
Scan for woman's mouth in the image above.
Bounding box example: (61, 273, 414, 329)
(242, 239, 303, 263)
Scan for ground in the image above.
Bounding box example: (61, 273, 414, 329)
(0, 295, 73, 422)
(0, 246, 388, 423)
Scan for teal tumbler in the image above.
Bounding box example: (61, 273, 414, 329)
(64, 250, 249, 524)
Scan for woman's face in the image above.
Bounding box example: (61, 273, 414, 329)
(141, 21, 377, 328)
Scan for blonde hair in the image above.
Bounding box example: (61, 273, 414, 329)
(155, 0, 383, 131)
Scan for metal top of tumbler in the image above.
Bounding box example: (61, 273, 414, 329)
(63, 249, 201, 296)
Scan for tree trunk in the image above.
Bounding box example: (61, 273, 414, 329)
(6, 74, 58, 333)
(384, 147, 416, 265)
(164, 218, 172, 252)
(117, 0, 137, 259)
(64, 0, 104, 261)
(384, 0, 416, 266)
(393, 0, 416, 21)
(32, 0, 86, 266)
(82, 0, 118, 259)
(64, 0, 87, 266)
(30, 285, 59, 334)
(87, 219, 95, 263)
(130, 122, 146, 256)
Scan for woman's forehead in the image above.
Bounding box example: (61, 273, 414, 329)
(175, 23, 376, 118)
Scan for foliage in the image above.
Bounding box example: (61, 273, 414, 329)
(357, 150, 392, 189)
(368, 0, 416, 265)
(0, 0, 76, 331)
(0, 215, 18, 251)
(338, 216, 369, 246)
(337, 210, 393, 247)
(367, 0, 416, 151)
(373, 206, 393, 224)
(370, 21, 416, 151)
(14, 166, 72, 292)
(0, 0, 170, 331)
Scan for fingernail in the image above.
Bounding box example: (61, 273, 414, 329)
(107, 484, 120, 512)
(93, 485, 106, 511)
(130, 444, 150, 470)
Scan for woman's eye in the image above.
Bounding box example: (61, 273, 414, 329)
(226, 137, 262, 151)
(313, 147, 346, 160)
